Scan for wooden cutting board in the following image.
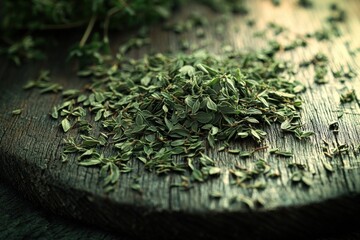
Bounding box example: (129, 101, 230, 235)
(1, 1, 360, 239)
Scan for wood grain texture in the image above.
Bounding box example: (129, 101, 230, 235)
(0, 182, 122, 240)
(2, 182, 360, 240)
(1, 0, 360, 239)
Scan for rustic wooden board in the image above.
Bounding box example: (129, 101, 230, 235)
(1, 0, 360, 239)
(2, 182, 360, 240)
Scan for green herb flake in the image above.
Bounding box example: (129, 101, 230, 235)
(301, 174, 313, 186)
(61, 118, 72, 133)
(322, 161, 334, 172)
(298, 0, 313, 8)
(12, 109, 22, 115)
(228, 149, 241, 154)
(208, 167, 221, 175)
(209, 191, 222, 199)
(340, 89, 357, 104)
(20, 25, 314, 190)
(270, 149, 293, 157)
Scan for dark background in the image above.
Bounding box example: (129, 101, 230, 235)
(1, 180, 360, 240)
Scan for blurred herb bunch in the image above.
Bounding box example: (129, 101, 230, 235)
(0, 0, 177, 65)
(0, 0, 246, 65)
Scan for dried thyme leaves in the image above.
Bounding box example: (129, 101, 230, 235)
(11, 109, 23, 115)
(52, 48, 309, 191)
(23, 70, 63, 94)
(306, 3, 346, 41)
(340, 89, 358, 104)
(289, 163, 314, 187)
(300, 52, 329, 84)
(16, 1, 358, 195)
(0, 36, 45, 66)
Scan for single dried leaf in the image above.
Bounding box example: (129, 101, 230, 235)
(61, 118, 71, 133)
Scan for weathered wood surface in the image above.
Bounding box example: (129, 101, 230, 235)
(1, 0, 360, 239)
(0, 182, 123, 240)
(2, 182, 360, 240)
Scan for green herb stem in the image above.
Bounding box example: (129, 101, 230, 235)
(79, 15, 97, 48)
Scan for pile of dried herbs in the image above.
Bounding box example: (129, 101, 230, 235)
(11, 0, 359, 192)
(34, 45, 309, 191)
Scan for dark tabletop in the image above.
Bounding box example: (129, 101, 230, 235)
(1, 180, 360, 240)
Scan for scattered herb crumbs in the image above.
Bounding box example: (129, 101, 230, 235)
(255, 159, 270, 174)
(340, 89, 357, 104)
(300, 173, 313, 186)
(328, 4, 346, 23)
(12, 109, 22, 115)
(329, 121, 339, 133)
(270, 148, 293, 158)
(298, 0, 313, 8)
(247, 180, 267, 189)
(267, 22, 286, 35)
(171, 176, 192, 191)
(61, 118, 72, 133)
(131, 176, 143, 193)
(322, 143, 349, 158)
(294, 130, 315, 140)
(230, 195, 255, 209)
(131, 183, 142, 193)
(228, 149, 241, 154)
(209, 191, 222, 199)
(61, 153, 68, 163)
(289, 163, 313, 186)
(266, 170, 280, 178)
(23, 70, 63, 94)
(246, 19, 256, 27)
(284, 39, 307, 51)
(332, 67, 357, 83)
(288, 162, 306, 170)
(300, 53, 330, 84)
(345, 42, 360, 56)
(164, 12, 208, 34)
(272, 0, 281, 6)
(230, 159, 270, 189)
(307, 3, 346, 42)
(239, 151, 253, 158)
